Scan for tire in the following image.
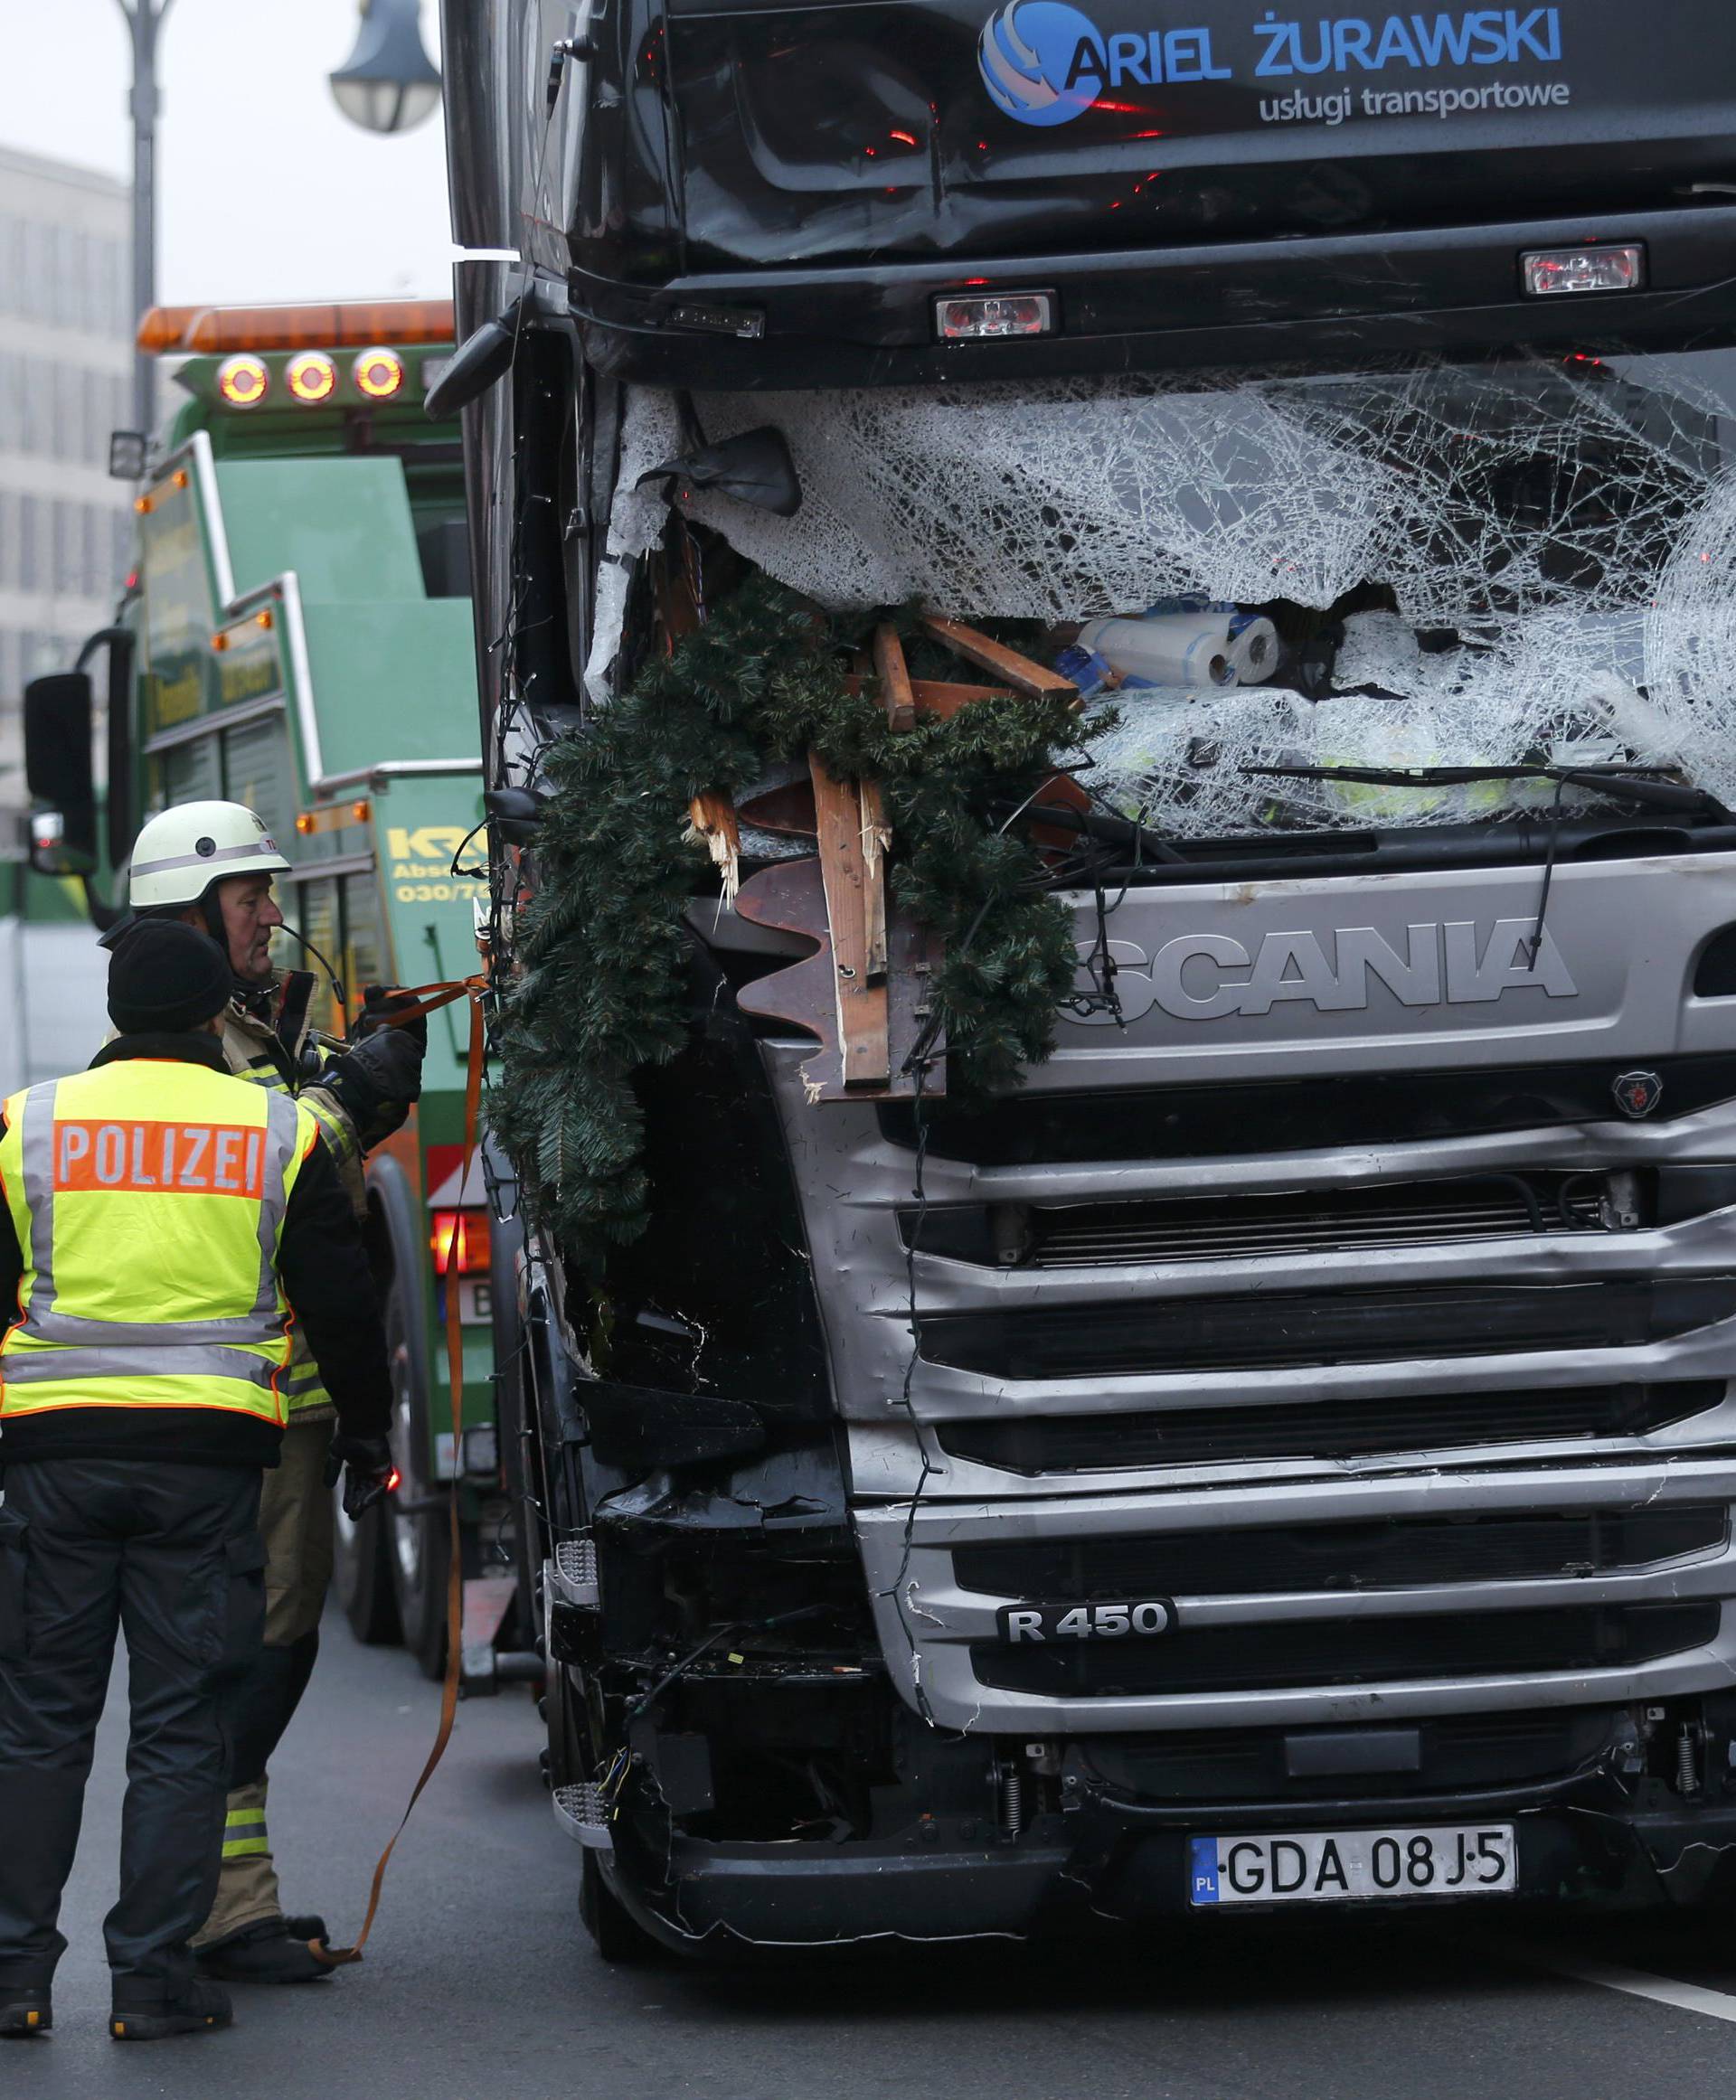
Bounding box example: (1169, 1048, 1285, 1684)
(332, 1491, 401, 1645)
(383, 1275, 451, 1680)
(580, 1852, 661, 1965)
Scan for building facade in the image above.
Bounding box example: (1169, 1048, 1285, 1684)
(0, 146, 134, 805)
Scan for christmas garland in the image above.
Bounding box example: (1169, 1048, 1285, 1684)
(488, 572, 1107, 1259)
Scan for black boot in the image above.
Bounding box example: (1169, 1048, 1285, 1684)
(110, 1979, 232, 2040)
(195, 1918, 332, 1985)
(0, 1988, 50, 2038)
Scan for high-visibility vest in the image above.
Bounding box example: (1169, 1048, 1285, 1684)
(0, 1057, 318, 1426)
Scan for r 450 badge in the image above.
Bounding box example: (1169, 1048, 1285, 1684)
(997, 1598, 1176, 1643)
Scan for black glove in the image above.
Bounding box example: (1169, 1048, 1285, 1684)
(322, 1434, 395, 1520)
(355, 984, 429, 1053)
(324, 1026, 424, 1130)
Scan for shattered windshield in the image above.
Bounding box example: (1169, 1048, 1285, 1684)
(601, 344, 1736, 838)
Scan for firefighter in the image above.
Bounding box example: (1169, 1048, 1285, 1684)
(0, 920, 393, 2040)
(115, 800, 424, 1985)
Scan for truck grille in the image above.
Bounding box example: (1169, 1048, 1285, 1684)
(932, 1173, 1611, 1270)
(880, 1055, 1736, 1164)
(920, 1281, 1736, 1379)
(937, 1380, 1724, 1472)
(953, 1505, 1728, 1600)
(1082, 1709, 1622, 1803)
(970, 1602, 1721, 1698)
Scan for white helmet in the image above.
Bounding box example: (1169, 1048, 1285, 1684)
(128, 799, 291, 910)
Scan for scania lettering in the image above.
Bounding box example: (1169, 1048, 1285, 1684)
(445, 0, 1736, 1956)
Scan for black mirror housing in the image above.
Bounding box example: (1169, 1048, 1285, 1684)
(24, 672, 98, 877)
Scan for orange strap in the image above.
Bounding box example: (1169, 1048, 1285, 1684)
(311, 979, 486, 1968)
(358, 976, 487, 1030)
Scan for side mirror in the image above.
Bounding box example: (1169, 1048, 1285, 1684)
(638, 426, 803, 519)
(424, 295, 524, 419)
(24, 672, 97, 876)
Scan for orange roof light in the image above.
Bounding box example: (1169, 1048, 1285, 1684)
(353, 346, 405, 400)
(136, 305, 199, 353)
(137, 297, 455, 355)
(217, 354, 269, 409)
(286, 351, 338, 404)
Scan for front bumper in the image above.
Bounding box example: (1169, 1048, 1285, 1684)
(604, 1781, 1736, 1950)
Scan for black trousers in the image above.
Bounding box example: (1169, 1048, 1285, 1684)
(0, 1458, 264, 2004)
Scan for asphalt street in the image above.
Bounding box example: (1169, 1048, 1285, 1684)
(16, 1614, 1736, 2100)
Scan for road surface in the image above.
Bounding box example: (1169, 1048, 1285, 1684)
(15, 1611, 1736, 2098)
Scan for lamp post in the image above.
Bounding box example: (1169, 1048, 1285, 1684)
(114, 0, 175, 439)
(329, 0, 443, 137)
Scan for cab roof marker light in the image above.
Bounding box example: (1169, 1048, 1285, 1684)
(935, 291, 1056, 341)
(285, 351, 338, 404)
(1521, 244, 1646, 297)
(216, 354, 269, 409)
(353, 346, 406, 400)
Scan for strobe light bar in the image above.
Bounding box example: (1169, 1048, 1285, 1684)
(1521, 244, 1646, 297)
(935, 291, 1056, 341)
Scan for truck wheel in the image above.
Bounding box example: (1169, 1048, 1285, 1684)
(384, 1276, 450, 1680)
(332, 1491, 401, 1645)
(580, 1853, 661, 1965)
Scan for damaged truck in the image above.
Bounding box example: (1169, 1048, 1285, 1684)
(437, 0, 1736, 1951)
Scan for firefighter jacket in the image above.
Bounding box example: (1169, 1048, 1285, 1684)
(221, 972, 363, 1425)
(0, 1034, 392, 1469)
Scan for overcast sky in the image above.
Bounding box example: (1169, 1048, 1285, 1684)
(0, 0, 458, 306)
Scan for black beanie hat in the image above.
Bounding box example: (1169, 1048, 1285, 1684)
(108, 920, 232, 1036)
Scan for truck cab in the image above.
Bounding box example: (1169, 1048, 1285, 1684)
(445, 0, 1736, 1950)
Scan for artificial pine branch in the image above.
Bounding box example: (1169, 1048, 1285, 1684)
(490, 571, 1111, 1260)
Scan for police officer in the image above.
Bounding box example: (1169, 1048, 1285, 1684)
(116, 799, 423, 1983)
(0, 921, 393, 2040)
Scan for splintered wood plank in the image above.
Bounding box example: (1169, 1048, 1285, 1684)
(920, 615, 1079, 702)
(808, 754, 889, 1087)
(843, 674, 1014, 718)
(873, 624, 916, 732)
(859, 777, 889, 981)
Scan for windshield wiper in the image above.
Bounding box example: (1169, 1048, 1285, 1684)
(1245, 762, 1730, 819)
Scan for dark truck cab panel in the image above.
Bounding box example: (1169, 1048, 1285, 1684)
(557, 0, 1736, 383)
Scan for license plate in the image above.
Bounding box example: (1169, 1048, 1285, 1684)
(996, 1597, 1176, 1643)
(458, 1278, 492, 1327)
(1189, 1824, 1516, 1906)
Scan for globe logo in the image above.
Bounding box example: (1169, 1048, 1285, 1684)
(977, 0, 1106, 126)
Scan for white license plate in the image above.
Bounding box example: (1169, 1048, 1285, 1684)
(1189, 1823, 1516, 1907)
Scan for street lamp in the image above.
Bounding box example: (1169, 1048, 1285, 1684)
(329, 0, 443, 136)
(114, 0, 174, 438)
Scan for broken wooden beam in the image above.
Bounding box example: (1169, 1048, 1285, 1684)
(919, 615, 1080, 702)
(873, 623, 917, 732)
(808, 754, 890, 1087)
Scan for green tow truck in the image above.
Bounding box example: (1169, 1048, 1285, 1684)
(20, 297, 504, 1678)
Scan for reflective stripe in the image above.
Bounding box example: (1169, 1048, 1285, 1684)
(278, 1365, 330, 1396)
(302, 1091, 356, 1162)
(250, 1091, 301, 1323)
(18, 1082, 57, 1319)
(130, 840, 286, 879)
(1, 1343, 278, 1389)
(225, 1809, 267, 1831)
(222, 1838, 270, 1859)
